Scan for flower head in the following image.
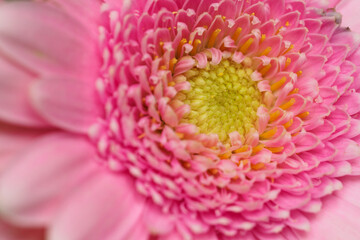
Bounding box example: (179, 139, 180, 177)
(1, 0, 360, 239)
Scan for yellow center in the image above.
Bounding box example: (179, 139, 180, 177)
(177, 60, 262, 142)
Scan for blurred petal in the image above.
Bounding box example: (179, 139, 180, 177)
(296, 177, 360, 239)
(0, 122, 47, 173)
(142, 203, 175, 235)
(0, 1, 99, 80)
(48, 173, 148, 240)
(30, 78, 101, 134)
(47, 0, 102, 33)
(0, 56, 47, 127)
(337, 0, 360, 33)
(0, 219, 44, 240)
(0, 133, 99, 227)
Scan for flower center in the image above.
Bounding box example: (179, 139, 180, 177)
(178, 59, 262, 142)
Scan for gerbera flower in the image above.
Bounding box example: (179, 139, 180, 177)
(1, 0, 360, 239)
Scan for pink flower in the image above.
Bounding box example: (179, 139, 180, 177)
(1, 0, 360, 239)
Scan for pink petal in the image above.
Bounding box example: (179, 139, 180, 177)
(329, 0, 343, 8)
(336, 92, 360, 115)
(282, 28, 308, 52)
(0, 122, 46, 173)
(296, 177, 360, 239)
(48, 173, 147, 240)
(301, 199, 322, 213)
(159, 229, 218, 240)
(332, 138, 360, 161)
(310, 120, 335, 140)
(337, 0, 360, 33)
(0, 2, 99, 80)
(142, 203, 175, 235)
(342, 119, 360, 138)
(124, 223, 149, 240)
(257, 106, 269, 134)
(305, 0, 339, 8)
(274, 191, 311, 210)
(293, 133, 320, 153)
(335, 177, 360, 208)
(46, 0, 101, 35)
(194, 231, 219, 240)
(0, 219, 44, 240)
(349, 157, 360, 175)
(158, 98, 179, 127)
(30, 78, 101, 134)
(0, 133, 99, 226)
(286, 211, 310, 232)
(174, 57, 195, 76)
(0, 57, 47, 127)
(331, 161, 352, 177)
(268, 0, 285, 17)
(307, 34, 328, 55)
(301, 55, 326, 78)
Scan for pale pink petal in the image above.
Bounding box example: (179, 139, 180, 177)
(328, 0, 343, 8)
(337, 0, 360, 33)
(0, 133, 99, 226)
(123, 223, 149, 240)
(305, 0, 336, 8)
(30, 78, 101, 134)
(0, 57, 47, 127)
(48, 173, 147, 240)
(0, 122, 46, 173)
(332, 138, 360, 161)
(0, 2, 99, 80)
(295, 177, 360, 239)
(45, 0, 101, 35)
(142, 203, 175, 235)
(0, 0, 359, 239)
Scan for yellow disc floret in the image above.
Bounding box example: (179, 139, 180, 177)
(177, 59, 262, 142)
